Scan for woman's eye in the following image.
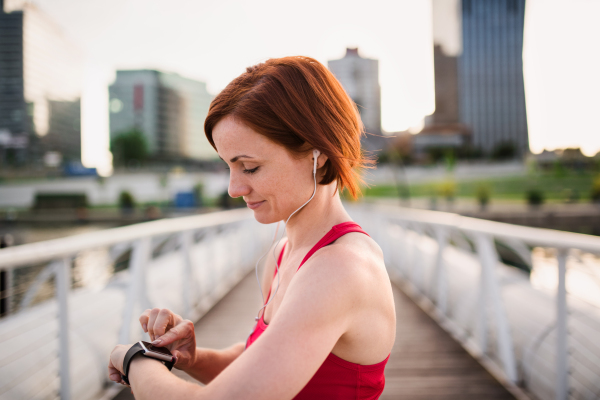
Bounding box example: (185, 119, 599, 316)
(243, 167, 259, 174)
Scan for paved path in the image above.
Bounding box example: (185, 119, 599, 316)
(115, 271, 515, 399)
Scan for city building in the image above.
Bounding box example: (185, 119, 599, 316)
(328, 48, 384, 152)
(109, 70, 215, 162)
(458, 0, 529, 156)
(426, 44, 460, 126)
(425, 0, 529, 158)
(414, 0, 472, 161)
(0, 0, 83, 166)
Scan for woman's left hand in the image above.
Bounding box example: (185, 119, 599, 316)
(108, 344, 130, 384)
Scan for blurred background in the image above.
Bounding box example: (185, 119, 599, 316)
(1, 0, 599, 249)
(1, 1, 600, 399)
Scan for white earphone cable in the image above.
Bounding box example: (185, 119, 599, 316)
(253, 151, 319, 322)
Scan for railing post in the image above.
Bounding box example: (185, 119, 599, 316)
(55, 257, 71, 400)
(394, 221, 408, 279)
(0, 268, 13, 317)
(181, 230, 194, 320)
(209, 228, 218, 295)
(556, 248, 569, 400)
(3, 268, 13, 315)
(411, 223, 424, 294)
(475, 234, 518, 383)
(433, 226, 448, 316)
(119, 237, 151, 344)
(476, 233, 489, 354)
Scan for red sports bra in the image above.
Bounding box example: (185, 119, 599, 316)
(245, 222, 389, 400)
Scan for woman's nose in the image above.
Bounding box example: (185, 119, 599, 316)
(228, 173, 251, 199)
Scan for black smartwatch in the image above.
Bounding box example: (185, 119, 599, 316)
(121, 341, 176, 385)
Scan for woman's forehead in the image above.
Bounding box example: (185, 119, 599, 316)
(213, 116, 277, 159)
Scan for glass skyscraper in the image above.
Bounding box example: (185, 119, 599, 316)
(0, 1, 83, 166)
(459, 0, 528, 155)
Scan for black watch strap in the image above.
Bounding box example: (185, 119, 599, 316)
(121, 342, 144, 385)
(121, 342, 176, 385)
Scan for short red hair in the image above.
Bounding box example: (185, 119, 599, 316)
(204, 56, 373, 199)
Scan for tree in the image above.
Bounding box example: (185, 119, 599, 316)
(110, 129, 149, 167)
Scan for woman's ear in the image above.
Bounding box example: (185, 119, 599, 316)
(316, 152, 328, 169)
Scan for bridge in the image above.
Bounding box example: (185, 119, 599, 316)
(1, 204, 599, 400)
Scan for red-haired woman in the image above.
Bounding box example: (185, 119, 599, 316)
(108, 56, 396, 399)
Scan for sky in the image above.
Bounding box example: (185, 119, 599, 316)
(6, 0, 600, 174)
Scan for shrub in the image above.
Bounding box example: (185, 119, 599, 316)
(110, 129, 149, 167)
(439, 180, 456, 201)
(526, 188, 544, 207)
(119, 191, 135, 210)
(476, 184, 491, 210)
(592, 175, 600, 203)
(193, 183, 204, 207)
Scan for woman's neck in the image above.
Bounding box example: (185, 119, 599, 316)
(283, 183, 351, 253)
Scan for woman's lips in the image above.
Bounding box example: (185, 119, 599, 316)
(246, 201, 265, 210)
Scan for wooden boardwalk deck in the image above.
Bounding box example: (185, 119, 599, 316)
(114, 271, 515, 399)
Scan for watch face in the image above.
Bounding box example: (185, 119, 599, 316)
(140, 341, 173, 356)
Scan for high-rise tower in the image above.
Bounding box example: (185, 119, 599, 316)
(458, 0, 528, 155)
(328, 48, 382, 135)
(0, 0, 82, 166)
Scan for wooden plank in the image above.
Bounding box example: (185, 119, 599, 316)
(381, 287, 514, 399)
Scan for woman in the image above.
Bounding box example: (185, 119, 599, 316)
(108, 56, 396, 399)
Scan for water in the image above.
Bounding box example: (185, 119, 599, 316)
(531, 247, 600, 308)
(1, 223, 121, 314)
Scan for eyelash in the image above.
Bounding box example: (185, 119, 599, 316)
(223, 165, 259, 174)
(243, 167, 259, 174)
(225, 166, 258, 175)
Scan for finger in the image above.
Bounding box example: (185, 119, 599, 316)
(139, 309, 152, 333)
(153, 309, 175, 338)
(173, 313, 183, 326)
(108, 359, 122, 382)
(153, 319, 194, 347)
(171, 349, 181, 362)
(147, 308, 160, 341)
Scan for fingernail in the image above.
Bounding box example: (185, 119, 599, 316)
(152, 339, 162, 345)
(142, 324, 147, 332)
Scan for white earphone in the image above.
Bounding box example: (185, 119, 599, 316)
(250, 149, 321, 328)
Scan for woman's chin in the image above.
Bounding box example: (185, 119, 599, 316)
(252, 209, 279, 225)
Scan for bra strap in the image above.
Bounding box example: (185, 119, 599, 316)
(297, 222, 369, 271)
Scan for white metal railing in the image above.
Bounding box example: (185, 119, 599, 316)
(0, 208, 272, 400)
(351, 203, 600, 400)
(2, 204, 600, 400)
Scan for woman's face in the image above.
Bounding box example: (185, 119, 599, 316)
(212, 116, 318, 224)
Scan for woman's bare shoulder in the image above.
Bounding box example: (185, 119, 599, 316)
(330, 232, 385, 272)
(298, 232, 387, 291)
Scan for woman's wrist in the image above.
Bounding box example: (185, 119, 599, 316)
(129, 354, 169, 384)
(187, 347, 207, 372)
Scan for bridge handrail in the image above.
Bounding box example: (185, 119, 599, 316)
(378, 204, 600, 254)
(0, 208, 251, 269)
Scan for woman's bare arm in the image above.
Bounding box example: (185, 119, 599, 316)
(180, 343, 245, 384)
(109, 244, 379, 400)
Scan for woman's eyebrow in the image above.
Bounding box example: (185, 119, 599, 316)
(230, 155, 254, 163)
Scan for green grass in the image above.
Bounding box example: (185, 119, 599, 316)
(364, 171, 597, 202)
